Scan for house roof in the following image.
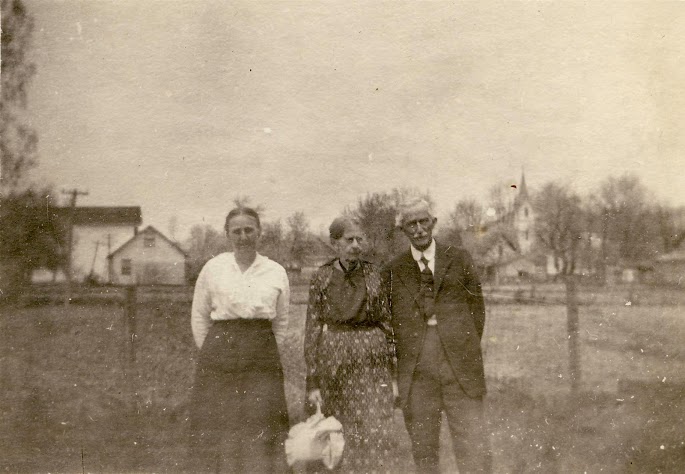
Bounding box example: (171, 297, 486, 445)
(477, 224, 519, 253)
(53, 206, 142, 226)
(284, 237, 336, 268)
(108, 225, 187, 258)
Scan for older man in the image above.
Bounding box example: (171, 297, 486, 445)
(384, 199, 491, 473)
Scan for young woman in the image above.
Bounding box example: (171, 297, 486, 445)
(189, 207, 290, 472)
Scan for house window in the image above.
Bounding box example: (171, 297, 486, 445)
(144, 236, 155, 248)
(524, 207, 529, 218)
(525, 230, 529, 241)
(121, 259, 132, 276)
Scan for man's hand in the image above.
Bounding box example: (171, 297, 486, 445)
(307, 389, 323, 407)
(392, 379, 400, 408)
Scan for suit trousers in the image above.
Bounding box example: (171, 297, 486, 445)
(404, 326, 491, 474)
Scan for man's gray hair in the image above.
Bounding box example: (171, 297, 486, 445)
(396, 198, 435, 227)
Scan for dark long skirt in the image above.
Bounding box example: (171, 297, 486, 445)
(314, 325, 396, 474)
(188, 319, 289, 473)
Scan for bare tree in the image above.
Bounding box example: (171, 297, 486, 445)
(451, 198, 484, 231)
(351, 187, 433, 263)
(1, 0, 38, 192)
(349, 187, 434, 263)
(184, 224, 227, 282)
(534, 182, 583, 277)
(654, 203, 685, 254)
(260, 219, 287, 265)
(353, 192, 397, 263)
(592, 174, 658, 268)
(438, 198, 484, 254)
(286, 211, 314, 267)
(486, 181, 517, 222)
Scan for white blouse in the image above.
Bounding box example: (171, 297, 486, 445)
(191, 252, 290, 349)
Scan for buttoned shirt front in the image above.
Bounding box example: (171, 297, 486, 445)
(191, 252, 290, 349)
(410, 240, 437, 325)
(410, 239, 436, 274)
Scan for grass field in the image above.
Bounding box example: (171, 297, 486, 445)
(1, 287, 684, 472)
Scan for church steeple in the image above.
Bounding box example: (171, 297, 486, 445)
(513, 168, 529, 209)
(519, 169, 529, 200)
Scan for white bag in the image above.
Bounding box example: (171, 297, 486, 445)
(285, 403, 345, 470)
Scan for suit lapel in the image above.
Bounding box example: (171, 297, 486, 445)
(433, 243, 455, 296)
(394, 251, 421, 306)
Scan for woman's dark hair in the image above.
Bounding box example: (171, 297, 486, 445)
(329, 216, 360, 240)
(224, 207, 261, 232)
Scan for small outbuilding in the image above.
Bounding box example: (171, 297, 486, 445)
(108, 226, 187, 285)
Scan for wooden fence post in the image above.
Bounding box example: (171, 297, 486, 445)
(123, 284, 143, 457)
(125, 285, 137, 365)
(566, 275, 580, 393)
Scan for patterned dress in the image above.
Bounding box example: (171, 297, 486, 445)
(305, 260, 396, 474)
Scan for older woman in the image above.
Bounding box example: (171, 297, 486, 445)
(189, 207, 290, 473)
(304, 217, 396, 473)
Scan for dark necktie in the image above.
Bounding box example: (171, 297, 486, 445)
(420, 255, 431, 276)
(419, 255, 434, 321)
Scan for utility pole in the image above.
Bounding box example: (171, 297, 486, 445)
(107, 234, 112, 284)
(62, 188, 89, 306)
(566, 274, 581, 394)
(88, 241, 101, 281)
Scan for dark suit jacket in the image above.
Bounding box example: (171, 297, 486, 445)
(384, 242, 486, 404)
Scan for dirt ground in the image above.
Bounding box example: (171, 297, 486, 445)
(1, 288, 684, 472)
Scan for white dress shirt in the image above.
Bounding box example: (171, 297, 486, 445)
(410, 239, 437, 325)
(191, 252, 290, 349)
(410, 239, 436, 274)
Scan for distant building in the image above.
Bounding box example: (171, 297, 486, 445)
(32, 206, 142, 284)
(509, 172, 536, 255)
(476, 227, 545, 283)
(480, 172, 536, 251)
(654, 242, 685, 286)
(290, 237, 336, 281)
(108, 226, 187, 285)
(474, 172, 545, 282)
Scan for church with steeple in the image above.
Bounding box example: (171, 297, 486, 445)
(475, 170, 543, 282)
(510, 171, 535, 255)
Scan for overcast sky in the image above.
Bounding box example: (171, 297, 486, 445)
(25, 0, 685, 240)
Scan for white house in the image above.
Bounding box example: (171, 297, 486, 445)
(32, 206, 142, 283)
(108, 225, 187, 285)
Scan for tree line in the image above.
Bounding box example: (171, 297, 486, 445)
(184, 200, 321, 282)
(2, 0, 684, 302)
(1, 0, 66, 299)
(186, 177, 684, 284)
(440, 176, 684, 279)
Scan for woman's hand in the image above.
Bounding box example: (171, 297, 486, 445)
(307, 389, 323, 407)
